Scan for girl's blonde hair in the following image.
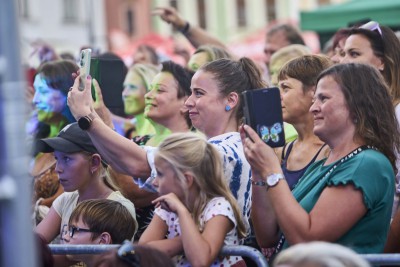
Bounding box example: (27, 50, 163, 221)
(81, 151, 120, 192)
(155, 132, 246, 239)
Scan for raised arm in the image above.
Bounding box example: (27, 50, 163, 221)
(240, 125, 367, 245)
(67, 76, 151, 178)
(152, 7, 227, 49)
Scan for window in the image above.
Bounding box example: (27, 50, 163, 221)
(169, 0, 178, 10)
(197, 0, 206, 29)
(63, 0, 78, 23)
(236, 0, 247, 27)
(265, 0, 276, 22)
(126, 9, 135, 36)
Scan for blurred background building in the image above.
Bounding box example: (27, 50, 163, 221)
(19, 0, 400, 66)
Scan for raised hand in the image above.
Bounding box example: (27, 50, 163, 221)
(152, 193, 187, 214)
(151, 7, 187, 30)
(67, 75, 93, 119)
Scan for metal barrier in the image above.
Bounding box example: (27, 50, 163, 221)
(361, 254, 400, 266)
(50, 244, 269, 267)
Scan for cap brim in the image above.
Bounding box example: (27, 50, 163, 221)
(37, 137, 84, 153)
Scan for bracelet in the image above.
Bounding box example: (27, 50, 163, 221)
(250, 177, 267, 186)
(178, 22, 190, 34)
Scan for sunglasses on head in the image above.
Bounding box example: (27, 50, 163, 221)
(359, 21, 382, 36)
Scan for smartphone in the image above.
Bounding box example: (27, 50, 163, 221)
(90, 56, 127, 117)
(78, 48, 92, 91)
(242, 87, 285, 147)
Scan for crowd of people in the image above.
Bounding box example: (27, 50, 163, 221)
(26, 5, 400, 267)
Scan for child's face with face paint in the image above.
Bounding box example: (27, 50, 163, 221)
(33, 74, 67, 124)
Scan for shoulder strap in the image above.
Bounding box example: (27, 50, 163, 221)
(281, 140, 295, 161)
(309, 143, 328, 163)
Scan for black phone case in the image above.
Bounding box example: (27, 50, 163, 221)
(242, 87, 285, 147)
(90, 57, 126, 117)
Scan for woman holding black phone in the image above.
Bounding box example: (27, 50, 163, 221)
(241, 63, 399, 255)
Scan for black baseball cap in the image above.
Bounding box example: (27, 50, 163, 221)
(37, 122, 99, 154)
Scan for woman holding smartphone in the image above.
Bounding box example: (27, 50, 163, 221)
(241, 63, 398, 254)
(249, 55, 332, 256)
(67, 57, 266, 235)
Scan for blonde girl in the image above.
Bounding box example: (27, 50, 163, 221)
(139, 132, 246, 267)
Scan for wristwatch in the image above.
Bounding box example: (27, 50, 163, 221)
(266, 173, 285, 189)
(78, 112, 96, 130)
(251, 173, 285, 190)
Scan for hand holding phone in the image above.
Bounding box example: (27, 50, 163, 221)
(78, 48, 92, 91)
(242, 87, 285, 147)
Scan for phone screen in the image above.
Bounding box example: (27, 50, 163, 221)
(90, 57, 126, 117)
(242, 87, 285, 147)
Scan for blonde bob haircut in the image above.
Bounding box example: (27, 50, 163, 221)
(155, 132, 246, 239)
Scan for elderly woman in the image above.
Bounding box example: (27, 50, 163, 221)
(241, 63, 399, 254)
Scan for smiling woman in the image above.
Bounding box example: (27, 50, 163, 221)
(122, 64, 159, 137)
(241, 63, 400, 255)
(340, 21, 400, 217)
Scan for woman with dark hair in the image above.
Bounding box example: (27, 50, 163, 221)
(341, 21, 400, 216)
(67, 57, 267, 237)
(252, 55, 332, 257)
(329, 28, 350, 63)
(68, 60, 193, 241)
(241, 63, 399, 254)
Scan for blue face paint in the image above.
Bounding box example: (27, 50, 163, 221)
(33, 74, 67, 123)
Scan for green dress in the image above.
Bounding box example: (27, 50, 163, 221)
(283, 148, 394, 253)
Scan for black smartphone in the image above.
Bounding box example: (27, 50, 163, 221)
(90, 56, 127, 117)
(242, 87, 285, 147)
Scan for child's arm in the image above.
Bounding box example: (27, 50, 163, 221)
(153, 193, 233, 267)
(138, 214, 183, 257)
(181, 213, 233, 267)
(35, 206, 62, 243)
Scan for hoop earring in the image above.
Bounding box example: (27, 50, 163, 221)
(225, 105, 231, 111)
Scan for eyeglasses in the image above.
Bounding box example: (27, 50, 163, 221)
(68, 225, 95, 238)
(360, 21, 382, 36)
(117, 240, 140, 267)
